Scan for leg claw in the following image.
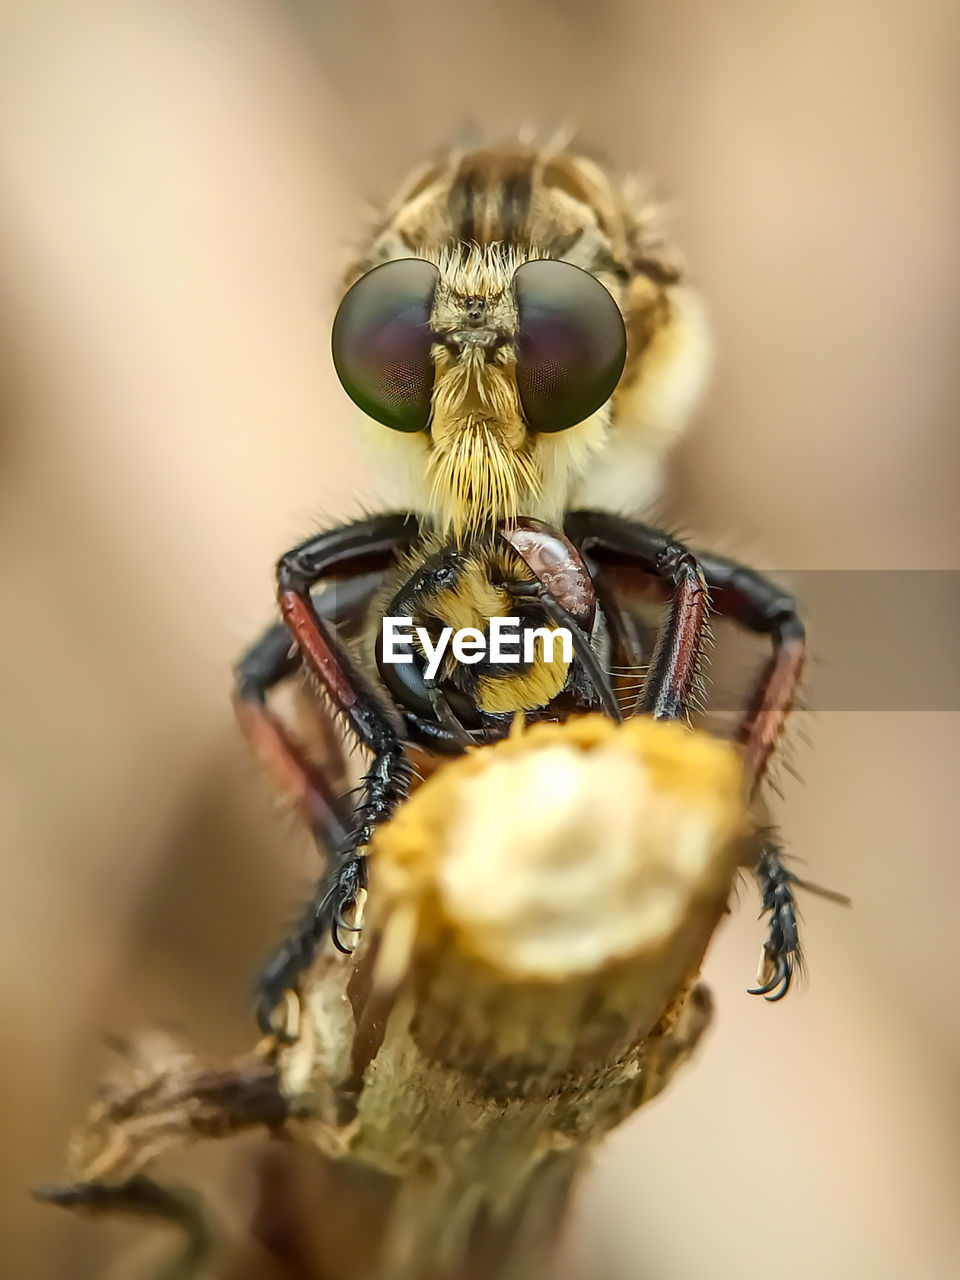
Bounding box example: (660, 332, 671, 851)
(748, 949, 793, 1002)
(254, 854, 369, 1029)
(749, 835, 803, 1004)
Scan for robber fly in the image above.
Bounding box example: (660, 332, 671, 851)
(237, 138, 823, 1033)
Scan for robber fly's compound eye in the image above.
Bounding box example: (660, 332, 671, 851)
(332, 258, 440, 433)
(513, 259, 627, 434)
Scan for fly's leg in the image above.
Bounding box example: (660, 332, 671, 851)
(252, 731, 411, 1036)
(689, 553, 843, 998)
(693, 552, 806, 794)
(234, 617, 351, 853)
(564, 513, 710, 722)
(748, 833, 803, 1002)
(234, 572, 392, 850)
(239, 515, 420, 1035)
(567, 513, 804, 776)
(633, 548, 709, 723)
(566, 512, 848, 1000)
(749, 831, 850, 1001)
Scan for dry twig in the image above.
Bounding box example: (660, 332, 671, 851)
(41, 715, 749, 1280)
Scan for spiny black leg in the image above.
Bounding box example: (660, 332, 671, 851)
(684, 552, 805, 794)
(634, 550, 708, 722)
(564, 512, 709, 722)
(246, 516, 420, 1034)
(254, 733, 409, 1038)
(255, 855, 367, 1035)
(567, 514, 805, 782)
(566, 512, 830, 1002)
(235, 619, 351, 852)
(234, 571, 403, 853)
(254, 754, 409, 1035)
(748, 834, 802, 1002)
(340, 744, 415, 930)
(254, 747, 414, 1036)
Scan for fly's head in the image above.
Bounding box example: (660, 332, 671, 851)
(332, 243, 626, 540)
(331, 139, 711, 534)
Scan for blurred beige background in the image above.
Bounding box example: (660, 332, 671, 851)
(0, 1, 958, 1277)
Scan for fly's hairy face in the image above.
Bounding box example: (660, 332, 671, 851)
(426, 246, 540, 539)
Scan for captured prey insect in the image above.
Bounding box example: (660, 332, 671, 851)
(237, 517, 625, 1033)
(236, 137, 831, 1033)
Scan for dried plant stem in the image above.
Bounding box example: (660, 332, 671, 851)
(267, 716, 747, 1278)
(42, 716, 749, 1280)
